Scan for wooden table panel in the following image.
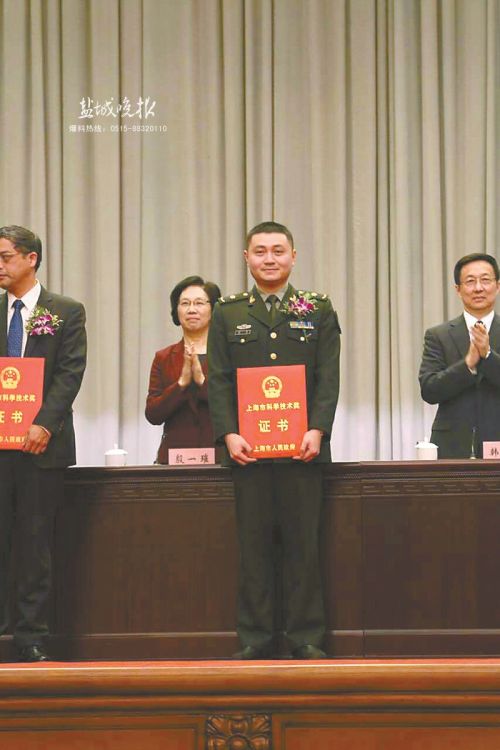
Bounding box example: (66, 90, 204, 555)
(3, 460, 500, 660)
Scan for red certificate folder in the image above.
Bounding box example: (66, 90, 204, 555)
(237, 364, 307, 458)
(0, 357, 45, 449)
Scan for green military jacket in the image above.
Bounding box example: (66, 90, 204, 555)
(207, 283, 341, 464)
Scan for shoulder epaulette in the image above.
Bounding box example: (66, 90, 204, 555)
(218, 291, 251, 304)
(296, 290, 330, 301)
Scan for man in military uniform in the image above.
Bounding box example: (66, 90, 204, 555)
(208, 221, 341, 659)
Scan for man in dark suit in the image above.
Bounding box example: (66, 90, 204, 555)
(208, 221, 341, 659)
(419, 253, 500, 459)
(0, 225, 87, 661)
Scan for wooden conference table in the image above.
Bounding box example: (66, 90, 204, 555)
(10, 460, 500, 661)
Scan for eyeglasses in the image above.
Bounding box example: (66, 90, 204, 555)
(460, 277, 498, 290)
(0, 252, 22, 264)
(178, 299, 210, 310)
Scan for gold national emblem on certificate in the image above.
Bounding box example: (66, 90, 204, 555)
(0, 366, 21, 389)
(262, 375, 283, 398)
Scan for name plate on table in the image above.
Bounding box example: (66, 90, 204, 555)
(237, 364, 307, 458)
(483, 442, 500, 459)
(168, 448, 215, 465)
(0, 357, 44, 449)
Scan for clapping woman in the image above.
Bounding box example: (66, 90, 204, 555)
(145, 275, 221, 463)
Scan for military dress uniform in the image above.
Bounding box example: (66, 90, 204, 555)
(208, 283, 340, 653)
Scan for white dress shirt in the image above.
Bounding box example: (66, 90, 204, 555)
(463, 309, 494, 335)
(463, 309, 494, 374)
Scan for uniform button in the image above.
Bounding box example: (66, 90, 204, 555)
(240, 338, 246, 344)
(270, 331, 277, 339)
(270, 353, 277, 360)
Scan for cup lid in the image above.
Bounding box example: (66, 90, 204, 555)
(105, 443, 127, 455)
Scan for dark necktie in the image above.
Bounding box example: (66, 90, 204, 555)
(7, 299, 24, 357)
(267, 294, 279, 325)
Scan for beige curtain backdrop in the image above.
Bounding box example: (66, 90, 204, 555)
(0, 0, 498, 464)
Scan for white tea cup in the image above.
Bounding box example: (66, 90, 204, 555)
(415, 438, 438, 460)
(105, 443, 128, 466)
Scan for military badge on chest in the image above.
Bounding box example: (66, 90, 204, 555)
(281, 292, 319, 342)
(289, 321, 315, 330)
(234, 323, 253, 336)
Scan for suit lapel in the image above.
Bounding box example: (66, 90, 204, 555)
(476, 313, 500, 383)
(24, 286, 52, 357)
(0, 293, 7, 356)
(169, 340, 186, 382)
(449, 315, 470, 359)
(449, 312, 500, 383)
(247, 283, 294, 330)
(272, 283, 295, 331)
(248, 287, 271, 328)
(489, 313, 500, 353)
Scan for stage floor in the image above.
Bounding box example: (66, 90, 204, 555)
(2, 658, 500, 749)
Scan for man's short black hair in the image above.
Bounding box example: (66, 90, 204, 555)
(454, 253, 500, 285)
(0, 225, 42, 270)
(246, 221, 294, 250)
(170, 275, 221, 326)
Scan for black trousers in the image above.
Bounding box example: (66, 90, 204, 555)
(232, 461, 325, 651)
(0, 452, 62, 647)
